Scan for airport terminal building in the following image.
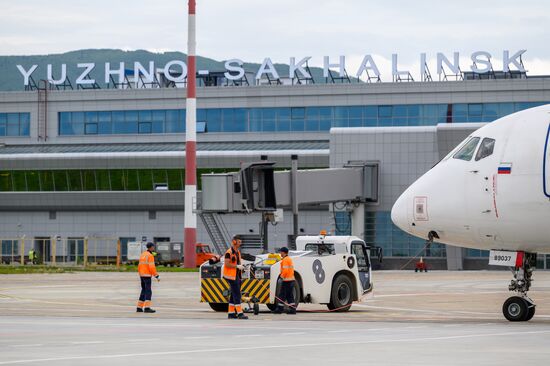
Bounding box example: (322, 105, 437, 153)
(1, 70, 550, 269)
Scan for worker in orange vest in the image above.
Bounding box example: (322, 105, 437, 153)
(274, 247, 296, 314)
(137, 242, 160, 313)
(223, 235, 248, 319)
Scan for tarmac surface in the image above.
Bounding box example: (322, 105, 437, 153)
(1, 270, 550, 365)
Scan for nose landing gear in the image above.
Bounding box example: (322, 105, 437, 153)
(502, 252, 536, 322)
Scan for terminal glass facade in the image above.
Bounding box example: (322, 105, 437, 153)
(0, 169, 240, 192)
(57, 102, 548, 136)
(0, 113, 30, 136)
(1, 239, 18, 256)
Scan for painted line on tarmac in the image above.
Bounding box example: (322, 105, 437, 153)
(8, 344, 43, 348)
(0, 294, 209, 312)
(355, 303, 498, 316)
(0, 319, 334, 332)
(233, 334, 261, 338)
(2, 329, 550, 364)
(0, 320, 207, 328)
(327, 330, 351, 333)
(125, 338, 161, 342)
(70, 341, 105, 345)
(373, 291, 505, 298)
(0, 307, 102, 313)
(206, 323, 341, 331)
(0, 285, 82, 291)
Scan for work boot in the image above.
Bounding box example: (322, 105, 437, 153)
(287, 308, 297, 315)
(228, 313, 237, 319)
(237, 313, 249, 320)
(143, 308, 156, 313)
(272, 307, 284, 314)
(136, 307, 144, 313)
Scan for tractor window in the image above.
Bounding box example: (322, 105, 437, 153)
(304, 243, 335, 255)
(453, 137, 480, 161)
(475, 138, 496, 161)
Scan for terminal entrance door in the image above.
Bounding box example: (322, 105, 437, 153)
(34, 237, 51, 264)
(68, 238, 84, 263)
(119, 237, 136, 262)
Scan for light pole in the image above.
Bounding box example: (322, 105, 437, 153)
(184, 0, 197, 268)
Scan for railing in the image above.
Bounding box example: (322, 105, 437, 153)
(199, 212, 230, 255)
(0, 237, 122, 268)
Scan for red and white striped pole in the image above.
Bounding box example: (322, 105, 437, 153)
(184, 0, 197, 268)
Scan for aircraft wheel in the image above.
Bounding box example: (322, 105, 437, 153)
(502, 296, 529, 321)
(525, 304, 536, 321)
(208, 303, 229, 312)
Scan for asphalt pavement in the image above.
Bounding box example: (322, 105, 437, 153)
(1, 270, 550, 365)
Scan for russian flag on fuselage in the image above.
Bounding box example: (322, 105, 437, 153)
(498, 163, 512, 174)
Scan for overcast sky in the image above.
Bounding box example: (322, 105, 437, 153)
(1, 0, 549, 79)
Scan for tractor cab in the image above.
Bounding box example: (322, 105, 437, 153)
(296, 233, 373, 294)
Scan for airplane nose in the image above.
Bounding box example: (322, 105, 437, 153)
(391, 192, 410, 232)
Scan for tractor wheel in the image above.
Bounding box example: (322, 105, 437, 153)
(327, 274, 353, 312)
(208, 303, 229, 312)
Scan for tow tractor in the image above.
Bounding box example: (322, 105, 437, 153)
(200, 232, 379, 313)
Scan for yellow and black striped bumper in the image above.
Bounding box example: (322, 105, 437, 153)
(200, 278, 271, 304)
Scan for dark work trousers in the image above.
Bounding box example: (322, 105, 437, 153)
(227, 278, 242, 312)
(139, 277, 153, 304)
(279, 280, 295, 308)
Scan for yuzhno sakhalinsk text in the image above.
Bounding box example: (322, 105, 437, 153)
(16, 50, 527, 87)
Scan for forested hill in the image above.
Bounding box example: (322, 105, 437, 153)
(0, 49, 328, 91)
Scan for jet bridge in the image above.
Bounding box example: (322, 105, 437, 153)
(200, 159, 378, 252)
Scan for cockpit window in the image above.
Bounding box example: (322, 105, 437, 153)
(475, 138, 496, 161)
(453, 137, 480, 161)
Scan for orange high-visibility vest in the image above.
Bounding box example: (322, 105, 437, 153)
(280, 255, 295, 282)
(138, 251, 158, 277)
(223, 247, 241, 280)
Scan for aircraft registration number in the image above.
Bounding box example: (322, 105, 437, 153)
(488, 250, 518, 267)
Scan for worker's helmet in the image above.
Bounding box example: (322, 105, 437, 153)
(146, 242, 155, 249)
(279, 247, 289, 254)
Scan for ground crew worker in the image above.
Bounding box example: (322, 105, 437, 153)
(223, 235, 248, 319)
(28, 249, 36, 265)
(275, 247, 296, 314)
(137, 242, 160, 313)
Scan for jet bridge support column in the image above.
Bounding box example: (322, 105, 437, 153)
(291, 155, 299, 249)
(446, 245, 464, 270)
(351, 203, 365, 240)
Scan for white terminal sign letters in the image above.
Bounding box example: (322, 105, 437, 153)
(16, 50, 527, 87)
